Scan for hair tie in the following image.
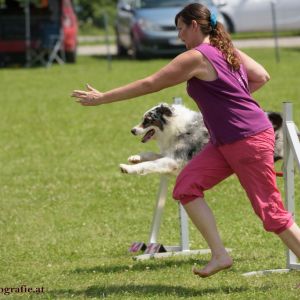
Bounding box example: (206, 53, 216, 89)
(210, 9, 218, 29)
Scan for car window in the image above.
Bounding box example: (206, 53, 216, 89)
(132, 0, 213, 9)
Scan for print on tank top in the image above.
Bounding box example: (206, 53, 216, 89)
(234, 67, 249, 93)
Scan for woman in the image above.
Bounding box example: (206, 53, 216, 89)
(72, 3, 300, 278)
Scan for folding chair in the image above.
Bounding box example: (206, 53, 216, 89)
(34, 22, 65, 67)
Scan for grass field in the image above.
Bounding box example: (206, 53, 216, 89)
(1, 48, 300, 299)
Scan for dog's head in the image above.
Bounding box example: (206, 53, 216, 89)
(266, 111, 300, 161)
(266, 111, 283, 131)
(266, 111, 283, 161)
(131, 103, 173, 143)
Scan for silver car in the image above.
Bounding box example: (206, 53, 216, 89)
(219, 0, 300, 33)
(115, 0, 226, 58)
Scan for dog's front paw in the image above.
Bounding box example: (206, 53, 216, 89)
(120, 164, 129, 174)
(120, 164, 136, 174)
(128, 155, 142, 164)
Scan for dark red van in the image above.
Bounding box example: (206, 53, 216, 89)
(0, 0, 78, 66)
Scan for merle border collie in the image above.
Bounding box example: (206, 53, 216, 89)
(119, 103, 286, 176)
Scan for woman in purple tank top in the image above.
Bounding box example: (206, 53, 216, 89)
(72, 3, 300, 278)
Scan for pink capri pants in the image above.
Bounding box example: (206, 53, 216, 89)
(173, 128, 293, 234)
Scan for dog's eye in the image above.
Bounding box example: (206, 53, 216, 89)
(143, 118, 152, 126)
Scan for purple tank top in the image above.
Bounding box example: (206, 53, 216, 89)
(187, 43, 272, 145)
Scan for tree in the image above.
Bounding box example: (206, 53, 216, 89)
(74, 0, 118, 28)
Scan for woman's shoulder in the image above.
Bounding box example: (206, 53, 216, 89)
(175, 48, 205, 64)
(194, 43, 220, 55)
(170, 49, 209, 80)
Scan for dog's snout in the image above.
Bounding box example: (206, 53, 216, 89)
(131, 128, 137, 135)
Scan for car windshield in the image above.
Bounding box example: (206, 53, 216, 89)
(133, 0, 213, 9)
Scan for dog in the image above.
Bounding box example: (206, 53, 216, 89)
(119, 103, 286, 176)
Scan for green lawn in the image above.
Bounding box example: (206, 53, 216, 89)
(231, 30, 300, 40)
(1, 48, 300, 299)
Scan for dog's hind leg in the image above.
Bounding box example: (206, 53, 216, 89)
(120, 157, 178, 175)
(128, 152, 163, 164)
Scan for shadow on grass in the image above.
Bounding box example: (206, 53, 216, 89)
(89, 53, 176, 62)
(71, 257, 244, 275)
(283, 47, 300, 53)
(49, 283, 255, 298)
(72, 258, 206, 274)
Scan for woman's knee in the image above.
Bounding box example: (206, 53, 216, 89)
(172, 177, 204, 205)
(262, 216, 294, 234)
(256, 204, 294, 234)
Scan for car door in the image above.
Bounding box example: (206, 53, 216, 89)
(234, 0, 273, 32)
(275, 0, 300, 30)
(221, 0, 275, 32)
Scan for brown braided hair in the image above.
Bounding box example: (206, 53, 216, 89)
(175, 3, 240, 71)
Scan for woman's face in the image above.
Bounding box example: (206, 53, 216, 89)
(177, 17, 205, 49)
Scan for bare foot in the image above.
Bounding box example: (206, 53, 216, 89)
(192, 255, 233, 278)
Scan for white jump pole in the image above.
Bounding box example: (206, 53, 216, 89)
(148, 175, 169, 245)
(243, 101, 300, 276)
(283, 102, 300, 270)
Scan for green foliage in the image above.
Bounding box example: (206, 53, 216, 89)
(231, 30, 300, 40)
(0, 49, 300, 299)
(74, 0, 118, 28)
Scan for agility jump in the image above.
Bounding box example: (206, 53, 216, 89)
(130, 102, 300, 272)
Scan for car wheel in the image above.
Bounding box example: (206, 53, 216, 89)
(130, 37, 144, 59)
(65, 49, 77, 63)
(116, 36, 128, 56)
(222, 14, 235, 34)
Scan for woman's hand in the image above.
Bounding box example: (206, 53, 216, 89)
(71, 84, 104, 106)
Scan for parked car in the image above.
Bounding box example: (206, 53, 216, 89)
(219, 0, 300, 33)
(0, 0, 78, 65)
(115, 0, 227, 58)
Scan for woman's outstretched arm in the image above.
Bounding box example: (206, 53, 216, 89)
(71, 50, 204, 106)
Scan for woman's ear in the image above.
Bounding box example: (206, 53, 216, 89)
(191, 20, 198, 30)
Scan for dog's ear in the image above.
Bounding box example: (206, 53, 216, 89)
(267, 112, 283, 131)
(158, 104, 173, 117)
